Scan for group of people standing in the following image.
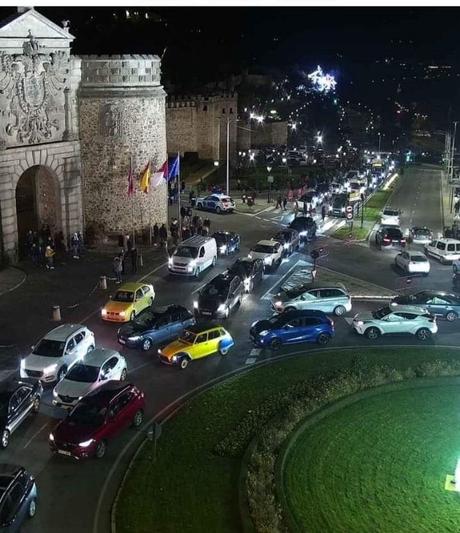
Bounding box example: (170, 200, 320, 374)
(24, 226, 83, 270)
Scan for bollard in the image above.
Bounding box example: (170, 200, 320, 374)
(138, 254, 144, 268)
(52, 305, 61, 321)
(99, 275, 107, 290)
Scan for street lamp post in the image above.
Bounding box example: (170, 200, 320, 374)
(267, 166, 272, 203)
(378, 132, 382, 156)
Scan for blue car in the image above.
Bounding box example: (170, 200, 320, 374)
(250, 310, 334, 350)
(0, 464, 37, 530)
(117, 305, 195, 351)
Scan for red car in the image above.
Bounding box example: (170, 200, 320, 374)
(49, 382, 145, 459)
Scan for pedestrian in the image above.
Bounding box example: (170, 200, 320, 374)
(180, 206, 186, 219)
(181, 180, 185, 193)
(293, 200, 299, 218)
(283, 197, 287, 210)
(237, 178, 241, 191)
(130, 246, 138, 274)
(120, 248, 126, 274)
(113, 255, 123, 284)
(321, 204, 327, 222)
(31, 243, 40, 266)
(45, 245, 55, 270)
(159, 223, 168, 248)
(203, 217, 211, 233)
(71, 233, 80, 259)
(153, 223, 159, 246)
(276, 195, 282, 209)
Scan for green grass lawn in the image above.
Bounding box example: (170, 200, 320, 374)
(332, 225, 370, 241)
(283, 385, 460, 533)
(115, 348, 460, 533)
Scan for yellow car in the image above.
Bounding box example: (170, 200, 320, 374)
(158, 324, 234, 369)
(101, 282, 155, 323)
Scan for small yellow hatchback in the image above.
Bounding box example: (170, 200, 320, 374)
(101, 282, 155, 323)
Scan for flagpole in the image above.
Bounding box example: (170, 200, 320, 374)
(131, 155, 135, 246)
(177, 152, 182, 241)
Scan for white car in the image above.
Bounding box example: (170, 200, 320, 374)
(424, 238, 460, 264)
(352, 305, 437, 341)
(394, 251, 430, 275)
(20, 324, 95, 383)
(195, 194, 235, 214)
(248, 240, 283, 270)
(52, 348, 127, 409)
(381, 208, 400, 226)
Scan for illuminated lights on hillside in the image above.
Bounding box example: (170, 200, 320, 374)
(308, 65, 337, 94)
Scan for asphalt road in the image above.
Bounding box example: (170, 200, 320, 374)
(0, 164, 455, 533)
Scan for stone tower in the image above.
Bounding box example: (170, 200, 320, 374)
(78, 54, 167, 238)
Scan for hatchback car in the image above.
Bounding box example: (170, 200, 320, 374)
(20, 324, 95, 383)
(375, 226, 406, 249)
(194, 272, 244, 319)
(195, 194, 235, 214)
(117, 305, 195, 351)
(409, 226, 433, 244)
(424, 238, 460, 264)
(0, 464, 37, 531)
(101, 282, 155, 322)
(228, 257, 264, 293)
(250, 310, 334, 349)
(272, 284, 352, 316)
(212, 231, 240, 255)
(272, 228, 300, 256)
(249, 240, 283, 270)
(53, 349, 128, 409)
(289, 216, 317, 241)
(352, 305, 437, 340)
(394, 251, 430, 275)
(380, 208, 400, 226)
(391, 290, 460, 322)
(49, 382, 145, 460)
(0, 380, 42, 449)
(158, 324, 234, 369)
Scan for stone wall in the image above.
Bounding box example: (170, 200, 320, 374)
(237, 121, 288, 150)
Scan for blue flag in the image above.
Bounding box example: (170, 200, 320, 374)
(168, 155, 180, 181)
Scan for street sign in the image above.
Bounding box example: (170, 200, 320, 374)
(346, 205, 353, 213)
(346, 212, 353, 220)
(267, 175, 274, 183)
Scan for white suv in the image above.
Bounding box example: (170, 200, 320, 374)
(249, 240, 283, 270)
(352, 305, 437, 341)
(195, 194, 235, 214)
(20, 324, 95, 383)
(380, 208, 400, 226)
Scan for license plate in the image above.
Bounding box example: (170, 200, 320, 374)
(119, 338, 126, 344)
(201, 311, 212, 316)
(58, 449, 71, 456)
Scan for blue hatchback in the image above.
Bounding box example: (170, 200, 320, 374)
(250, 310, 334, 350)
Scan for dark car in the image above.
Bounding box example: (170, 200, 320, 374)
(391, 290, 460, 322)
(331, 194, 348, 217)
(117, 305, 196, 351)
(49, 381, 145, 460)
(250, 309, 334, 350)
(212, 231, 240, 256)
(194, 272, 244, 319)
(0, 464, 37, 532)
(272, 228, 300, 256)
(228, 258, 264, 293)
(0, 380, 42, 449)
(375, 226, 406, 249)
(289, 216, 317, 241)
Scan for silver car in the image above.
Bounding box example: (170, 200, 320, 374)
(272, 284, 352, 316)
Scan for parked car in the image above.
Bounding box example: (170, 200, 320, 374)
(380, 208, 400, 226)
(0, 464, 37, 530)
(391, 290, 460, 322)
(195, 194, 235, 214)
(250, 310, 334, 349)
(0, 380, 42, 449)
(375, 226, 406, 249)
(20, 324, 95, 383)
(194, 272, 244, 319)
(101, 282, 155, 323)
(272, 284, 352, 316)
(228, 257, 264, 293)
(352, 305, 437, 340)
(168, 235, 217, 277)
(424, 238, 460, 264)
(212, 231, 240, 255)
(409, 226, 433, 244)
(288, 216, 317, 241)
(158, 324, 234, 369)
(49, 382, 145, 460)
(394, 251, 430, 275)
(272, 228, 300, 255)
(117, 305, 195, 351)
(248, 240, 283, 270)
(53, 349, 128, 409)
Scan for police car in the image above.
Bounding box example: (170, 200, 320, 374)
(195, 194, 235, 214)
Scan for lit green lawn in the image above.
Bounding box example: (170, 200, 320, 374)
(284, 385, 460, 533)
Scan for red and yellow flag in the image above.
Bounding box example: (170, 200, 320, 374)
(139, 161, 151, 193)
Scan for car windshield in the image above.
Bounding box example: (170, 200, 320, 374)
(180, 330, 196, 344)
(133, 310, 157, 327)
(230, 261, 251, 277)
(413, 228, 431, 236)
(33, 339, 65, 358)
(175, 246, 198, 259)
(68, 403, 107, 426)
(274, 232, 288, 242)
(411, 255, 428, 262)
(385, 228, 402, 237)
(66, 364, 100, 383)
(113, 291, 134, 303)
(253, 244, 276, 254)
(372, 306, 391, 319)
(284, 286, 309, 299)
(202, 279, 229, 297)
(384, 210, 399, 217)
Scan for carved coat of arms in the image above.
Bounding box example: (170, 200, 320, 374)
(0, 31, 69, 145)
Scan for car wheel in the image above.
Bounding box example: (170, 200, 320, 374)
(334, 305, 346, 316)
(179, 355, 190, 369)
(270, 338, 282, 350)
(446, 311, 457, 322)
(416, 327, 431, 341)
(317, 333, 331, 345)
(219, 342, 229, 356)
(120, 368, 127, 381)
(0, 430, 9, 449)
(440, 256, 447, 265)
(142, 338, 152, 351)
(365, 327, 380, 340)
(130, 311, 136, 321)
(57, 366, 67, 382)
(95, 440, 107, 459)
(87, 345, 95, 354)
(32, 395, 41, 414)
(284, 306, 296, 313)
(132, 409, 144, 428)
(216, 206, 221, 214)
(28, 498, 37, 519)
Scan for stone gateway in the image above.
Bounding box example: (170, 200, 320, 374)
(0, 8, 167, 263)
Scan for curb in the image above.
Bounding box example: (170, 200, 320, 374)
(0, 267, 27, 297)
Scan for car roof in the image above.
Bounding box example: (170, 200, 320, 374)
(391, 306, 428, 315)
(255, 239, 280, 246)
(307, 283, 348, 292)
(185, 323, 225, 334)
(211, 271, 239, 283)
(81, 348, 121, 367)
(180, 235, 215, 247)
(434, 238, 460, 244)
(45, 324, 87, 341)
(279, 309, 328, 318)
(416, 290, 458, 299)
(85, 381, 133, 406)
(117, 282, 147, 292)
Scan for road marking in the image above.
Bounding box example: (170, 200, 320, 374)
(245, 357, 257, 365)
(249, 348, 261, 356)
(23, 422, 49, 449)
(260, 259, 310, 300)
(344, 317, 354, 325)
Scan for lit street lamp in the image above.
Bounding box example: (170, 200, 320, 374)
(267, 165, 273, 203)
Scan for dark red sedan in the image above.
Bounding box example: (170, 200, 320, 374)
(49, 381, 145, 459)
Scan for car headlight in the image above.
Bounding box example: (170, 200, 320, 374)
(275, 301, 283, 308)
(193, 300, 199, 309)
(119, 311, 126, 318)
(190, 259, 197, 268)
(49, 433, 54, 442)
(355, 320, 364, 327)
(53, 389, 58, 398)
(168, 257, 173, 266)
(217, 304, 227, 313)
(299, 231, 307, 237)
(341, 207, 345, 212)
(263, 256, 272, 265)
(101, 308, 107, 317)
(259, 330, 269, 336)
(172, 355, 177, 362)
(128, 335, 141, 341)
(157, 349, 162, 355)
(20, 359, 26, 369)
(283, 243, 289, 250)
(43, 363, 58, 375)
(244, 278, 251, 289)
(220, 245, 227, 253)
(78, 439, 95, 448)
(248, 253, 253, 259)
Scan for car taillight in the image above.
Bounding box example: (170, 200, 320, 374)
(383, 238, 391, 243)
(400, 238, 406, 243)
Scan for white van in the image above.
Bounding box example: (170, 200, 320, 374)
(168, 235, 217, 277)
(424, 238, 460, 264)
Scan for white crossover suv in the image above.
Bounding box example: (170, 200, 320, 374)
(394, 251, 430, 275)
(248, 240, 283, 270)
(21, 324, 95, 383)
(380, 208, 400, 226)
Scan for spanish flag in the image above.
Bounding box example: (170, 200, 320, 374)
(139, 161, 151, 193)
